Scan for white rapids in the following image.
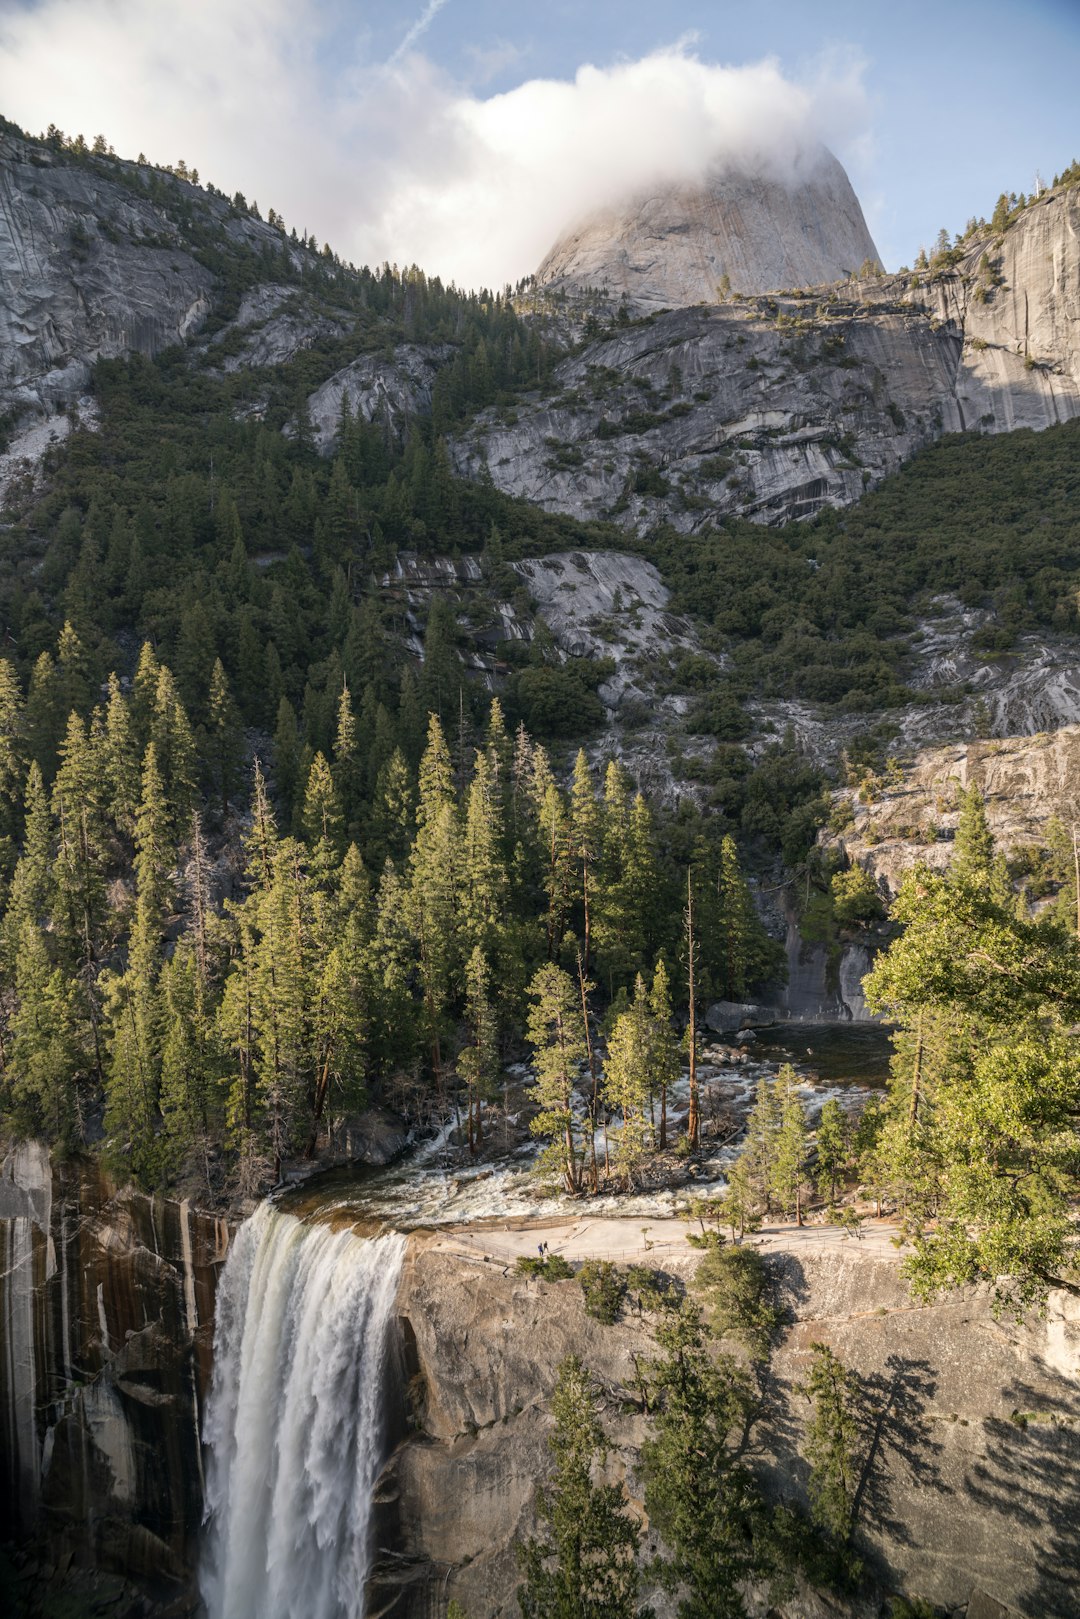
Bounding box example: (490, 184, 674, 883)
(199, 1204, 406, 1619)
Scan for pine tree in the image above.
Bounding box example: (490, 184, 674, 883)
(332, 683, 363, 835)
(206, 657, 242, 821)
(273, 697, 302, 819)
(603, 975, 654, 1182)
(50, 712, 107, 985)
(2, 762, 51, 959)
(814, 1098, 849, 1205)
(150, 665, 198, 834)
(517, 1355, 640, 1619)
(770, 1065, 808, 1224)
(459, 945, 499, 1153)
(104, 743, 175, 1184)
(801, 1343, 862, 1547)
(462, 749, 508, 963)
(25, 651, 62, 777)
(641, 1299, 761, 1619)
(103, 673, 140, 841)
(0, 659, 24, 867)
(302, 751, 345, 869)
(307, 846, 370, 1157)
(684, 868, 700, 1149)
(370, 746, 414, 867)
(526, 963, 587, 1193)
(714, 835, 762, 1002)
(569, 750, 602, 972)
(648, 956, 680, 1152)
(952, 785, 994, 882)
(740, 1070, 781, 1215)
(409, 715, 461, 1087)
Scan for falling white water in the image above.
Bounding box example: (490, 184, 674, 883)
(200, 1205, 406, 1619)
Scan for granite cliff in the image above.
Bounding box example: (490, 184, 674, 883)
(456, 181, 1080, 533)
(378, 1231, 1079, 1619)
(534, 145, 881, 309)
(3, 1150, 1078, 1619)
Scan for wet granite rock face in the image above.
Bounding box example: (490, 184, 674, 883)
(375, 1242, 1080, 1619)
(0, 1142, 229, 1599)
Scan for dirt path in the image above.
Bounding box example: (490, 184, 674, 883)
(428, 1213, 904, 1268)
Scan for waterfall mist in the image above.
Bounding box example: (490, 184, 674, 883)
(200, 1205, 406, 1619)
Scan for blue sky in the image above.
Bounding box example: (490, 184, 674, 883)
(1, 0, 1078, 284)
(353, 0, 1080, 266)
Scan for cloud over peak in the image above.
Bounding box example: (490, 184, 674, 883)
(0, 2, 872, 288)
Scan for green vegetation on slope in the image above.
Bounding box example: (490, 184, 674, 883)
(646, 419, 1080, 713)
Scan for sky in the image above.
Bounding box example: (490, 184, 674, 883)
(0, 0, 1078, 289)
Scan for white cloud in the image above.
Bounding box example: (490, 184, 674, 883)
(0, 2, 874, 289)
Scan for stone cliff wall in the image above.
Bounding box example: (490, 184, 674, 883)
(376, 1237, 1080, 1619)
(0, 1142, 228, 1596)
(458, 185, 1080, 532)
(535, 148, 880, 308)
(829, 725, 1080, 895)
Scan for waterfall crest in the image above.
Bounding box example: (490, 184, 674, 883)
(200, 1204, 406, 1619)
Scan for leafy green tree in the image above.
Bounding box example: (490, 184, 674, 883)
(866, 861, 1080, 1306)
(517, 1354, 640, 1619)
(694, 1245, 779, 1361)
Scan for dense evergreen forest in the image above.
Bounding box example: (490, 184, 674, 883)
(2, 119, 1080, 1213)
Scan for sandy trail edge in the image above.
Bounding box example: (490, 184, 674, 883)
(426, 1215, 903, 1268)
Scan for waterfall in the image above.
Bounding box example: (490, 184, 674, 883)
(200, 1204, 406, 1619)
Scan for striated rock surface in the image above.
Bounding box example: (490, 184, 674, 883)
(535, 146, 880, 310)
(916, 184, 1080, 434)
(453, 295, 962, 531)
(0, 131, 324, 426)
(376, 1237, 1080, 1619)
(0, 134, 215, 421)
(0, 1142, 229, 1600)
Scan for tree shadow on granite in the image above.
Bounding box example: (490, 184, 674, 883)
(852, 1354, 949, 1555)
(962, 1376, 1080, 1619)
(766, 1250, 812, 1320)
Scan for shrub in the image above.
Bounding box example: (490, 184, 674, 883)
(694, 1244, 780, 1357)
(578, 1259, 626, 1324)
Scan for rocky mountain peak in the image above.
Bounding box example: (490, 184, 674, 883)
(533, 144, 880, 310)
